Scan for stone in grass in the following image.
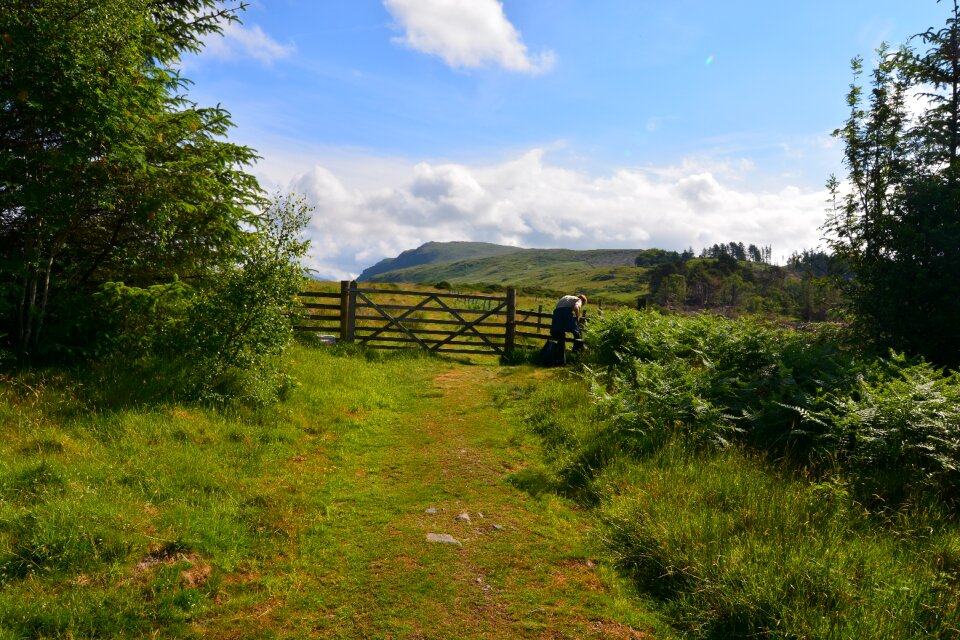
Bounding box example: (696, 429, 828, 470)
(455, 512, 471, 523)
(425, 507, 437, 514)
(426, 533, 461, 546)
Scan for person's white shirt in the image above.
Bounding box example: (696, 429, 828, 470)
(555, 295, 583, 317)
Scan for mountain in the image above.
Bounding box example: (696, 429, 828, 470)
(359, 242, 648, 303)
(357, 241, 524, 281)
(352, 241, 841, 319)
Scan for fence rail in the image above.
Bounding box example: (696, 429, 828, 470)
(295, 281, 556, 356)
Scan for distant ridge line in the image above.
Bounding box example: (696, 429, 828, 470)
(357, 241, 525, 281)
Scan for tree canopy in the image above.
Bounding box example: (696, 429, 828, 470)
(826, 0, 960, 366)
(1, 0, 264, 360)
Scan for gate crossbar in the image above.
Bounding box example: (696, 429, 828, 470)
(356, 293, 441, 344)
(429, 297, 506, 354)
(354, 291, 430, 350)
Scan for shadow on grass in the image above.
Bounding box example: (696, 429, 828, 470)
(505, 467, 556, 498)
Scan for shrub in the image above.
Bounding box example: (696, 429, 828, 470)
(803, 354, 960, 508)
(585, 310, 858, 456)
(520, 308, 960, 637)
(92, 195, 310, 405)
(577, 308, 960, 510)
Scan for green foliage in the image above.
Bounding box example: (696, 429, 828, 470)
(93, 278, 193, 354)
(804, 355, 960, 508)
(645, 257, 842, 318)
(654, 273, 686, 308)
(177, 195, 310, 403)
(826, 3, 960, 365)
(597, 445, 960, 638)
(91, 195, 310, 405)
(544, 308, 960, 511)
(1, 0, 263, 361)
(581, 311, 854, 466)
(633, 248, 682, 267)
(518, 312, 960, 637)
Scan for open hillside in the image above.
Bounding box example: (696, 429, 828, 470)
(360, 244, 651, 305)
(358, 242, 525, 281)
(355, 243, 840, 318)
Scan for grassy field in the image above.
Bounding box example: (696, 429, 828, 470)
(364, 254, 649, 307)
(0, 344, 665, 639)
(6, 311, 956, 638)
(515, 311, 960, 639)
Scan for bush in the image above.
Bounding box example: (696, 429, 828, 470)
(519, 308, 960, 637)
(586, 310, 857, 455)
(804, 354, 960, 508)
(92, 195, 310, 405)
(574, 308, 960, 510)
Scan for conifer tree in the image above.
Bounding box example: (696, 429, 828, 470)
(0, 0, 263, 360)
(826, 1, 960, 365)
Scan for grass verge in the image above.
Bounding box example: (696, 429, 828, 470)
(516, 373, 960, 639)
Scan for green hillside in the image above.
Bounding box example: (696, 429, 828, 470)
(364, 246, 649, 305)
(359, 243, 842, 319)
(358, 241, 524, 281)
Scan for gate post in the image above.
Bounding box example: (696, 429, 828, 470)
(339, 280, 350, 341)
(347, 280, 358, 343)
(505, 287, 517, 356)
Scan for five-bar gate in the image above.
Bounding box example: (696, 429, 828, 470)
(296, 281, 555, 356)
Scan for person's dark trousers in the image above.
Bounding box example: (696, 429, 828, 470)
(550, 307, 581, 365)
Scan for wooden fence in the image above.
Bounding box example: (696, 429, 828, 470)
(295, 281, 556, 356)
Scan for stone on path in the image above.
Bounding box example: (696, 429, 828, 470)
(425, 533, 461, 546)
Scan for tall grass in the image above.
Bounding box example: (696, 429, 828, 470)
(516, 309, 960, 637)
(599, 444, 960, 638)
(0, 344, 441, 638)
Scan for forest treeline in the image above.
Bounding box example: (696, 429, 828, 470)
(635, 245, 842, 321)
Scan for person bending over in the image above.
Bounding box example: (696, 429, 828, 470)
(550, 294, 587, 364)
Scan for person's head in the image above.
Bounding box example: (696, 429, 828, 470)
(576, 294, 588, 305)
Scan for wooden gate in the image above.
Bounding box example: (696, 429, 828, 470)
(297, 281, 531, 356)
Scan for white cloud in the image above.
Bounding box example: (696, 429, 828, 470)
(280, 149, 829, 280)
(383, 0, 555, 74)
(203, 22, 294, 65)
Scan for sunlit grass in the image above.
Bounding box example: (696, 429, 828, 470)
(515, 330, 960, 639)
(0, 346, 438, 637)
(0, 345, 664, 638)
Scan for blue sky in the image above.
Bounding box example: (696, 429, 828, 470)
(184, 1, 947, 279)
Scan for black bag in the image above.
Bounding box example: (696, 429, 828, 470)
(538, 339, 563, 367)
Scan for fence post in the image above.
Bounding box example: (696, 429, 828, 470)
(339, 280, 350, 340)
(537, 304, 543, 335)
(347, 280, 358, 343)
(505, 287, 517, 356)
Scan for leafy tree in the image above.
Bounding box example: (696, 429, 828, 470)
(634, 248, 683, 267)
(95, 195, 310, 404)
(655, 273, 687, 308)
(0, 0, 263, 361)
(826, 1, 960, 365)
